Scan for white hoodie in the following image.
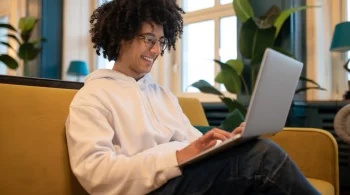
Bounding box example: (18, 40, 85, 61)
(65, 69, 203, 195)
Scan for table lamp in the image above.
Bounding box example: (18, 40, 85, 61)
(330, 21, 350, 99)
(67, 60, 89, 82)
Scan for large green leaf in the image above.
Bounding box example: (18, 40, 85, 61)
(30, 38, 47, 46)
(0, 41, 15, 51)
(0, 54, 18, 69)
(19, 17, 39, 42)
(239, 18, 257, 59)
(295, 86, 326, 94)
(251, 26, 276, 65)
(190, 80, 223, 96)
(232, 0, 255, 23)
(225, 59, 244, 75)
(222, 69, 241, 93)
(299, 76, 322, 87)
(274, 6, 319, 37)
(255, 5, 281, 29)
(18, 17, 38, 32)
(270, 46, 295, 58)
(220, 97, 247, 116)
(239, 19, 276, 63)
(215, 71, 225, 84)
(21, 31, 32, 43)
(0, 23, 17, 32)
(219, 109, 245, 132)
(18, 43, 42, 61)
(214, 59, 243, 75)
(4, 34, 21, 44)
(214, 60, 241, 93)
(220, 97, 236, 112)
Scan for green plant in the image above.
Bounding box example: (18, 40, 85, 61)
(191, 0, 325, 119)
(0, 17, 46, 76)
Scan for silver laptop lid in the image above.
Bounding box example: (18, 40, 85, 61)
(242, 48, 304, 138)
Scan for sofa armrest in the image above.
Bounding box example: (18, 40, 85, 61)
(267, 128, 339, 195)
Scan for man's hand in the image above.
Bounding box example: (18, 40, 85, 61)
(176, 122, 246, 164)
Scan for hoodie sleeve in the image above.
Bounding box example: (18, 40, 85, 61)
(167, 93, 203, 143)
(66, 105, 184, 195)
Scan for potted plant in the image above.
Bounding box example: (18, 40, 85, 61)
(190, 0, 325, 130)
(0, 16, 46, 76)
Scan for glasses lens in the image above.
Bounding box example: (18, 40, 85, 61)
(161, 38, 168, 51)
(143, 35, 155, 48)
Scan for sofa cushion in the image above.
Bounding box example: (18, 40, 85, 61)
(0, 84, 88, 195)
(308, 178, 335, 195)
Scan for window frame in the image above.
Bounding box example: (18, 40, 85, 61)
(173, 0, 237, 102)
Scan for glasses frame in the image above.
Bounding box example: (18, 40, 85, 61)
(138, 33, 168, 52)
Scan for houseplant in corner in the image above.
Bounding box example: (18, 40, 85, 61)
(0, 16, 46, 76)
(190, 0, 325, 131)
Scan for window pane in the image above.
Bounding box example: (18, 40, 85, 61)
(97, 55, 114, 69)
(96, 0, 114, 69)
(219, 16, 238, 90)
(98, 0, 111, 6)
(220, 16, 237, 62)
(182, 0, 214, 12)
(0, 16, 8, 75)
(182, 20, 215, 92)
(220, 0, 232, 4)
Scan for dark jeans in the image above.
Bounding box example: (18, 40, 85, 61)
(148, 138, 320, 195)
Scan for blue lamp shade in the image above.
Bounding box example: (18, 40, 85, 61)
(330, 22, 350, 52)
(67, 60, 89, 76)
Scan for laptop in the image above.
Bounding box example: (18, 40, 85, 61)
(179, 48, 304, 167)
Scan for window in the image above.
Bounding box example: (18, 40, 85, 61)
(0, 16, 8, 75)
(220, 0, 232, 4)
(96, 0, 114, 70)
(182, 20, 215, 92)
(182, 0, 214, 12)
(177, 0, 237, 94)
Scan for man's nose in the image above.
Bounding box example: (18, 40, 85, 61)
(150, 41, 161, 54)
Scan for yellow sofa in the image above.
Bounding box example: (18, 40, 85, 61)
(0, 83, 339, 195)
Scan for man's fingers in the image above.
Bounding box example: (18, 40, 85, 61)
(212, 128, 232, 139)
(231, 127, 243, 135)
(231, 122, 246, 135)
(201, 130, 228, 143)
(203, 140, 217, 150)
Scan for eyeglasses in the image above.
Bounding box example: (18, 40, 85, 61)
(138, 33, 168, 52)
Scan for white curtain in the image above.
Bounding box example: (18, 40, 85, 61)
(62, 0, 96, 81)
(306, 0, 348, 100)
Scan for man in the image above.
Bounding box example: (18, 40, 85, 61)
(66, 0, 320, 194)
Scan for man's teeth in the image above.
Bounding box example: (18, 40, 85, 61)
(142, 56, 154, 62)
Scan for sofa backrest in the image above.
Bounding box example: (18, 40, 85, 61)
(0, 83, 208, 194)
(0, 83, 87, 195)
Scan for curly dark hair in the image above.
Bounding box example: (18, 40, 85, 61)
(90, 0, 185, 61)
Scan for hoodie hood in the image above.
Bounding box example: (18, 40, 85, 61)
(84, 69, 152, 90)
